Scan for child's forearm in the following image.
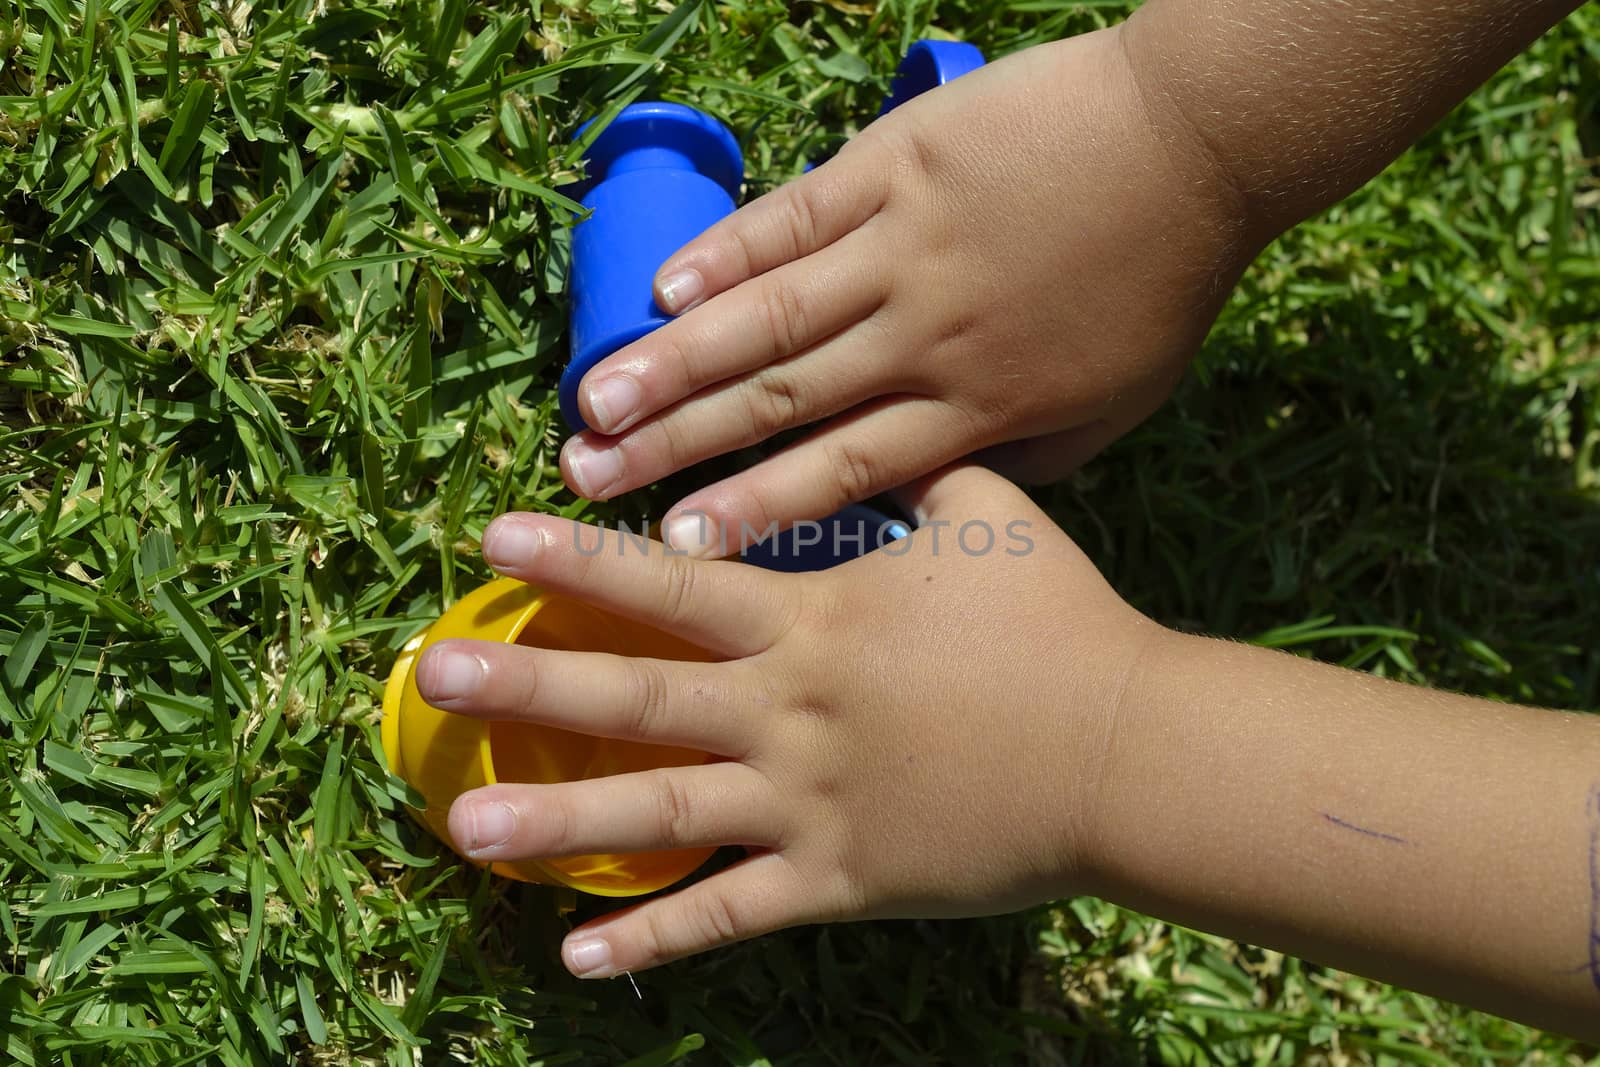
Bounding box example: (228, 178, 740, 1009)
(1121, 0, 1585, 243)
(1084, 631, 1600, 1039)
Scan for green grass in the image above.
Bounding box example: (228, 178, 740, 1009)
(2, 0, 1598, 1063)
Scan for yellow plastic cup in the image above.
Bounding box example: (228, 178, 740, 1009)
(381, 576, 718, 897)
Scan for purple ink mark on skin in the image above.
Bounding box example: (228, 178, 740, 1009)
(1320, 812, 1411, 846)
(1586, 784, 1600, 994)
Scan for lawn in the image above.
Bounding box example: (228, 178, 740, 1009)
(2, 0, 1598, 1063)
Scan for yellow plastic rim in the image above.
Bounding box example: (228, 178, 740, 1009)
(380, 578, 719, 896)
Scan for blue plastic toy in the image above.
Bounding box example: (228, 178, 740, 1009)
(560, 42, 987, 435)
(739, 503, 911, 573)
(561, 103, 743, 432)
(879, 40, 987, 114)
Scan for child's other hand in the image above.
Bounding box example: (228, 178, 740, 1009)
(413, 465, 1164, 977)
(560, 25, 1253, 555)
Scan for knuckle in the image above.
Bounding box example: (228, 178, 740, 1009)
(622, 659, 672, 738)
(777, 186, 820, 258)
(902, 316, 984, 394)
(651, 772, 699, 850)
(794, 580, 846, 641)
(930, 312, 981, 356)
(750, 602, 836, 722)
(823, 437, 882, 504)
(945, 392, 1008, 439)
(694, 889, 747, 947)
(879, 123, 938, 193)
(758, 278, 809, 360)
(746, 368, 804, 437)
(729, 222, 765, 279)
(821, 139, 893, 221)
(655, 553, 701, 622)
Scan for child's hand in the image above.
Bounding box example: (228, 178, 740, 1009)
(558, 26, 1253, 555)
(409, 466, 1600, 1035)
(413, 465, 1164, 976)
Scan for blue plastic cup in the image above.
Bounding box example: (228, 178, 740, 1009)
(561, 103, 744, 432)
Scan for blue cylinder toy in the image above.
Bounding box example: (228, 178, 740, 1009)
(560, 44, 986, 433)
(879, 40, 987, 114)
(561, 102, 744, 432)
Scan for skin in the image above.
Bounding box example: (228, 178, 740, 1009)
(556, 0, 1584, 556)
(416, 465, 1600, 1040)
(410, 0, 1597, 1041)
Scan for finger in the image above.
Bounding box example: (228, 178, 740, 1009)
(563, 322, 894, 500)
(414, 639, 760, 756)
(649, 144, 890, 317)
(560, 852, 823, 977)
(447, 763, 782, 862)
(479, 513, 790, 657)
(659, 397, 973, 558)
(578, 234, 892, 435)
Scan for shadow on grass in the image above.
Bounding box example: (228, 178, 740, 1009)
(1057, 289, 1599, 711)
(514, 881, 1153, 1065)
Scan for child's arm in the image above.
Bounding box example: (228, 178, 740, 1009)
(1093, 628, 1600, 1040)
(557, 0, 1583, 550)
(414, 466, 1600, 1040)
(1120, 0, 1586, 245)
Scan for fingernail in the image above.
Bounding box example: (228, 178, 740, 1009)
(420, 647, 484, 703)
(586, 376, 641, 433)
(656, 269, 703, 315)
(662, 512, 719, 559)
(566, 937, 615, 978)
(482, 517, 542, 568)
(465, 801, 517, 855)
(565, 441, 625, 498)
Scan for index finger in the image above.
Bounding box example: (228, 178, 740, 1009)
(649, 137, 892, 316)
(480, 513, 795, 659)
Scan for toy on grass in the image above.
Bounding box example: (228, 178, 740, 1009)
(558, 39, 987, 433)
(381, 572, 718, 897)
(558, 102, 743, 434)
(382, 40, 980, 899)
(380, 507, 909, 897)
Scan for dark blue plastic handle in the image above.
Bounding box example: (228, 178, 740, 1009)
(739, 504, 911, 572)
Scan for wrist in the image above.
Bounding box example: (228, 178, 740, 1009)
(1071, 615, 1191, 897)
(1111, 14, 1277, 253)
